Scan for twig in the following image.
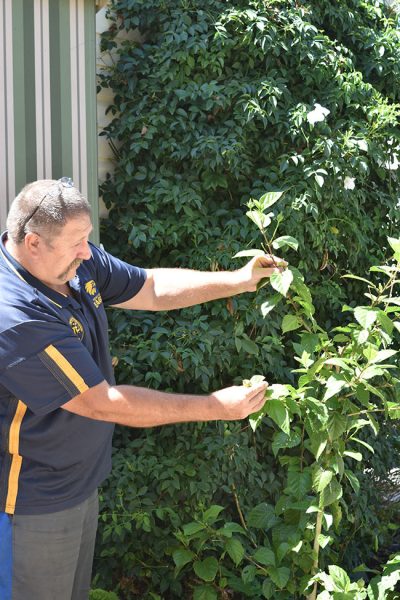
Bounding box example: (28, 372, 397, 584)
(231, 483, 257, 548)
(306, 509, 324, 600)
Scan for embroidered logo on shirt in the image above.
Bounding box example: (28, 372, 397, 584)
(85, 280, 97, 296)
(84, 279, 103, 309)
(69, 316, 84, 340)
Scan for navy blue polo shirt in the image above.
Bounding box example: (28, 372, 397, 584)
(0, 232, 146, 515)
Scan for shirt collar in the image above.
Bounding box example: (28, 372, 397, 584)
(0, 231, 80, 309)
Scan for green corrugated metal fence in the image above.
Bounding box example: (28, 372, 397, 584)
(0, 0, 99, 243)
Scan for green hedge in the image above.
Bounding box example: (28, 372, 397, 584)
(95, 0, 400, 597)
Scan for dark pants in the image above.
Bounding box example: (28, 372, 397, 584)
(0, 490, 98, 600)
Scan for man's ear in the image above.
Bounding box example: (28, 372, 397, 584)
(24, 232, 41, 256)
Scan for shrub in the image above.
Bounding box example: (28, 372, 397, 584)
(95, 0, 400, 597)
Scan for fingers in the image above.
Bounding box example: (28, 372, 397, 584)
(255, 266, 285, 277)
(246, 381, 268, 397)
(256, 254, 287, 268)
(250, 391, 268, 411)
(212, 382, 269, 420)
(245, 382, 268, 411)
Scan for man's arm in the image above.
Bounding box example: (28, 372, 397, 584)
(62, 380, 268, 426)
(112, 254, 287, 311)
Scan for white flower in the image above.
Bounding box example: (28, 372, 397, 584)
(344, 176, 356, 190)
(307, 103, 330, 125)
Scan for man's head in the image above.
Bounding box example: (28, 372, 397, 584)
(6, 179, 93, 288)
(7, 178, 91, 245)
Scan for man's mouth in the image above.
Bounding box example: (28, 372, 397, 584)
(57, 259, 82, 281)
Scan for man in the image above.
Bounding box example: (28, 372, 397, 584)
(0, 178, 285, 600)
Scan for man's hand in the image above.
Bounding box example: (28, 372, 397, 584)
(209, 381, 268, 420)
(237, 254, 288, 293)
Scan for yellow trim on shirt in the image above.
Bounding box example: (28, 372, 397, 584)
(44, 345, 89, 394)
(5, 400, 28, 514)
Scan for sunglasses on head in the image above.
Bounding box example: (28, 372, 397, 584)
(21, 177, 74, 234)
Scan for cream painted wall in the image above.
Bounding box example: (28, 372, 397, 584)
(96, 5, 142, 218)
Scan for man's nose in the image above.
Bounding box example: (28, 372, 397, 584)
(77, 240, 92, 260)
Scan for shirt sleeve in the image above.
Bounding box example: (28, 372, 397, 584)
(88, 243, 147, 306)
(0, 336, 105, 415)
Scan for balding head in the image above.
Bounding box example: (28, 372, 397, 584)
(7, 179, 91, 244)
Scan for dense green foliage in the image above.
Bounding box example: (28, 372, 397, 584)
(96, 0, 400, 597)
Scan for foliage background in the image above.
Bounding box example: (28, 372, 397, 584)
(95, 0, 400, 597)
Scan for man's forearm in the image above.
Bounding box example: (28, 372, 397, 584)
(150, 268, 245, 310)
(113, 255, 286, 312)
(62, 380, 268, 426)
(96, 384, 217, 427)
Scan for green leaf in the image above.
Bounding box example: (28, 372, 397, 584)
(370, 349, 397, 363)
(285, 470, 312, 498)
(359, 365, 386, 380)
(329, 565, 350, 592)
(269, 566, 290, 589)
(324, 358, 353, 372)
(241, 565, 257, 585)
(323, 376, 348, 401)
(272, 430, 302, 457)
(259, 191, 284, 210)
(272, 236, 299, 251)
(233, 249, 265, 258)
(377, 310, 394, 335)
(240, 337, 259, 356)
(183, 522, 206, 536)
(343, 451, 362, 462)
(320, 479, 343, 508)
(356, 329, 370, 344)
(315, 174, 325, 187)
(261, 293, 282, 316)
(193, 585, 218, 600)
(219, 522, 247, 537)
(386, 402, 400, 419)
(328, 412, 347, 441)
(265, 399, 290, 434)
(270, 269, 294, 297)
(345, 470, 360, 494)
(314, 469, 333, 493)
(276, 542, 290, 564)
(193, 557, 219, 582)
(203, 505, 224, 524)
(266, 384, 292, 399)
(388, 236, 400, 257)
(173, 548, 195, 572)
(342, 273, 374, 286)
(356, 384, 370, 407)
(246, 210, 268, 231)
(354, 307, 378, 329)
(351, 437, 374, 454)
(247, 503, 279, 530)
(249, 374, 266, 385)
(282, 314, 302, 333)
(253, 546, 276, 567)
(262, 579, 275, 599)
(225, 538, 245, 566)
(318, 534, 332, 549)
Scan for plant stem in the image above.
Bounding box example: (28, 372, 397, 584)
(306, 509, 324, 600)
(231, 483, 257, 548)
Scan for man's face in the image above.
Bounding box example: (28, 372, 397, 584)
(36, 215, 93, 287)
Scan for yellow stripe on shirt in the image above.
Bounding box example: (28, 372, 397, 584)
(44, 344, 89, 394)
(5, 400, 28, 515)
